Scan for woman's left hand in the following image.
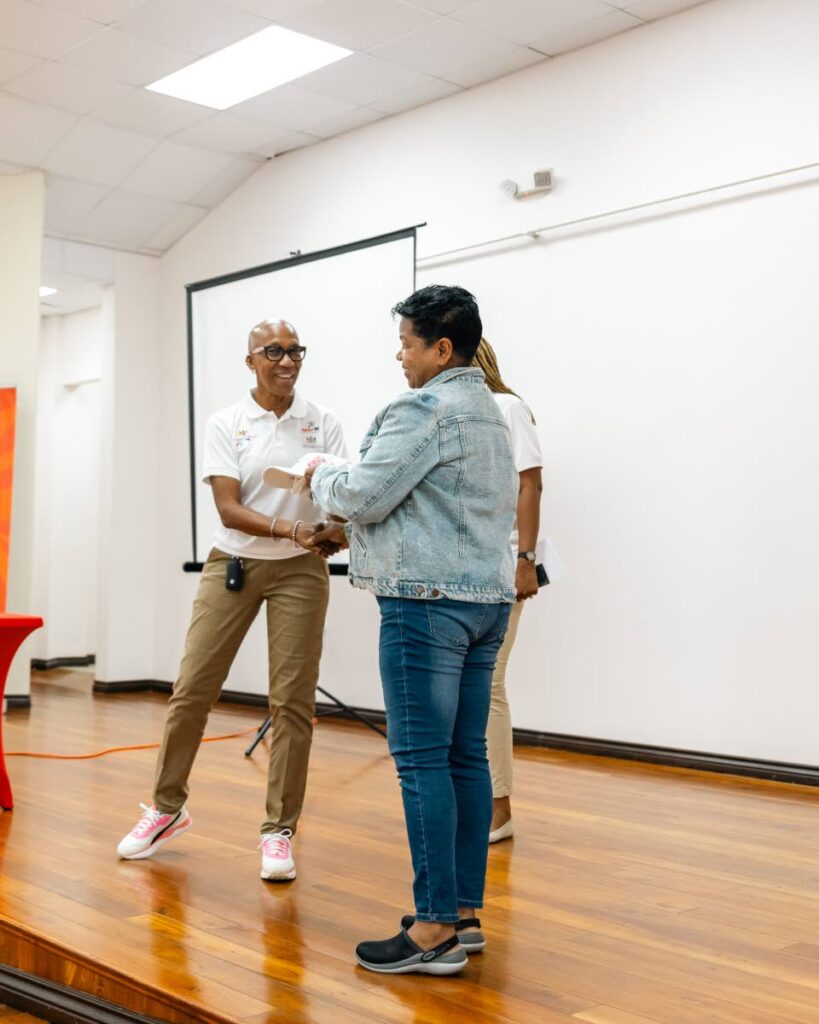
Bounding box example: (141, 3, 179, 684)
(515, 560, 539, 601)
(302, 455, 328, 489)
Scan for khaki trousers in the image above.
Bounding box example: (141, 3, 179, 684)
(153, 548, 329, 835)
(486, 600, 524, 799)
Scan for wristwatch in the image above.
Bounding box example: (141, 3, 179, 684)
(517, 550, 536, 562)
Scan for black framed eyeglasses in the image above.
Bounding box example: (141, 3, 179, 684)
(250, 344, 307, 363)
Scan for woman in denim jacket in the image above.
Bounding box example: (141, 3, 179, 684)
(308, 285, 517, 975)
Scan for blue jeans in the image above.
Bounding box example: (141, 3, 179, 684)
(377, 596, 512, 923)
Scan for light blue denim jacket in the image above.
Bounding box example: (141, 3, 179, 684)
(311, 367, 517, 603)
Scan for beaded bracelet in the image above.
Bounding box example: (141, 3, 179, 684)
(291, 519, 302, 543)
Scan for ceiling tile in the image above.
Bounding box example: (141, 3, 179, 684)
(0, 159, 32, 173)
(41, 236, 115, 279)
(77, 188, 188, 248)
(622, 0, 707, 18)
(0, 47, 41, 84)
(144, 201, 209, 250)
(281, 0, 436, 51)
(93, 87, 212, 135)
(44, 174, 109, 234)
(0, 0, 100, 58)
(174, 112, 280, 155)
(4, 61, 132, 115)
(58, 28, 197, 86)
(368, 75, 462, 114)
(230, 82, 359, 130)
(309, 105, 384, 139)
(297, 53, 432, 107)
(531, 9, 641, 56)
(445, 43, 545, 87)
(113, 0, 269, 56)
(407, 0, 477, 10)
(0, 93, 76, 164)
(371, 18, 535, 79)
(453, 0, 614, 46)
(405, 0, 474, 11)
(121, 140, 236, 202)
(222, 0, 321, 18)
(33, 0, 149, 24)
(253, 127, 319, 158)
(190, 153, 260, 206)
(41, 117, 158, 186)
(39, 280, 106, 316)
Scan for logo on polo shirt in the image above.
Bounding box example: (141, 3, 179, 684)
(301, 420, 321, 447)
(233, 429, 255, 450)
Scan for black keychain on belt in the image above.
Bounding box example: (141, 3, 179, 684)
(226, 556, 244, 591)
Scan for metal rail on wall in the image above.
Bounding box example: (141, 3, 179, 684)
(416, 159, 819, 267)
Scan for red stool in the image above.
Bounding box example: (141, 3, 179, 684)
(0, 614, 43, 810)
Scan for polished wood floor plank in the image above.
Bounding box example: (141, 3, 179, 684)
(1, 669, 818, 1024)
(574, 1009, 662, 1024)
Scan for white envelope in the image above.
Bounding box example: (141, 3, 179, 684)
(262, 466, 301, 490)
(537, 537, 567, 582)
(263, 453, 350, 494)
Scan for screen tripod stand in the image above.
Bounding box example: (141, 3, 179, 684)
(244, 684, 386, 756)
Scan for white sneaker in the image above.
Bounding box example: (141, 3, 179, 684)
(259, 830, 296, 881)
(117, 803, 192, 860)
(488, 818, 514, 844)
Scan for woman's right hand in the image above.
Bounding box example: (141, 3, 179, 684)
(293, 521, 324, 554)
(294, 521, 347, 557)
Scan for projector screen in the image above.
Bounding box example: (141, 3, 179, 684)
(186, 228, 417, 566)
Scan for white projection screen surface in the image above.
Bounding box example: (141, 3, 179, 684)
(187, 229, 417, 566)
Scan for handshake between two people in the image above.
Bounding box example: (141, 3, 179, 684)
(292, 519, 348, 558)
(263, 454, 348, 560)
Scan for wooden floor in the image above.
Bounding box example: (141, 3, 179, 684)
(1, 671, 819, 1024)
(0, 1007, 45, 1023)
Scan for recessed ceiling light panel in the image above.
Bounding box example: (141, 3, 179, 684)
(146, 25, 352, 111)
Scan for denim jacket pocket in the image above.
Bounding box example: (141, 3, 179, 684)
(426, 602, 469, 649)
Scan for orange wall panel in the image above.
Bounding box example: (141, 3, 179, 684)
(0, 387, 17, 612)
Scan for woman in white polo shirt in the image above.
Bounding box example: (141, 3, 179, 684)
(473, 338, 543, 844)
(117, 318, 347, 882)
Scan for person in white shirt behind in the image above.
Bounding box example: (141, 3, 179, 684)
(473, 338, 543, 843)
(117, 318, 347, 881)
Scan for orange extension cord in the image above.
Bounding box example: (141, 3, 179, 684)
(4, 726, 261, 760)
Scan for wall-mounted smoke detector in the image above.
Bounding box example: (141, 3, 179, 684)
(500, 170, 553, 199)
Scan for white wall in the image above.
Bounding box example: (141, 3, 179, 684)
(427, 185, 819, 764)
(95, 255, 161, 684)
(32, 308, 103, 662)
(126, 0, 819, 762)
(0, 171, 45, 698)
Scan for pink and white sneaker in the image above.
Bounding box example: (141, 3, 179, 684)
(117, 803, 192, 860)
(259, 830, 296, 881)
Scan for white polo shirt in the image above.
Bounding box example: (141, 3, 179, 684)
(202, 390, 347, 560)
(493, 392, 543, 552)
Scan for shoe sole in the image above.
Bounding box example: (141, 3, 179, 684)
(118, 816, 192, 860)
(355, 955, 466, 975)
(261, 868, 297, 881)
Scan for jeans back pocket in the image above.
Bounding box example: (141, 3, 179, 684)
(425, 601, 471, 649)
